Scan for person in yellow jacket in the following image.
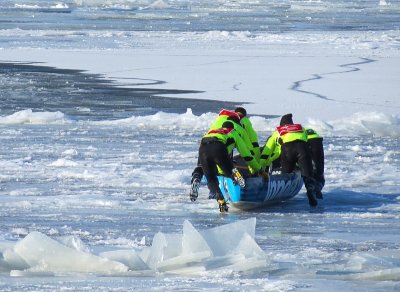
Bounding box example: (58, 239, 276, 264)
(209, 109, 257, 157)
(198, 121, 266, 212)
(190, 109, 258, 201)
(263, 113, 318, 207)
(260, 126, 325, 200)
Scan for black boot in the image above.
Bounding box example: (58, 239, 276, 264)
(304, 177, 318, 207)
(212, 192, 228, 212)
(315, 188, 323, 200)
(189, 177, 200, 202)
(189, 172, 203, 202)
(307, 190, 318, 207)
(218, 199, 229, 212)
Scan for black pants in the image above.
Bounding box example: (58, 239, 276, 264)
(198, 140, 233, 198)
(281, 140, 316, 193)
(308, 138, 325, 189)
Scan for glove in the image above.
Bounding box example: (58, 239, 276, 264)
(258, 170, 269, 182)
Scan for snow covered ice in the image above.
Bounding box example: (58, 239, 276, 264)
(0, 0, 400, 291)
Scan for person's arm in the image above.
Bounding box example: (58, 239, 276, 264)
(241, 117, 260, 159)
(260, 132, 278, 169)
(231, 130, 261, 174)
(234, 123, 256, 157)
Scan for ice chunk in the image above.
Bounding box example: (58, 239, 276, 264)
(350, 268, 400, 281)
(182, 220, 212, 256)
(156, 251, 211, 272)
(347, 249, 400, 272)
(200, 217, 256, 257)
(152, 220, 213, 272)
(143, 217, 264, 274)
(13, 231, 128, 273)
(145, 232, 183, 270)
(0, 109, 66, 124)
(232, 232, 266, 259)
(55, 235, 90, 253)
(7, 218, 264, 275)
(99, 249, 149, 271)
(3, 249, 30, 270)
(10, 270, 55, 277)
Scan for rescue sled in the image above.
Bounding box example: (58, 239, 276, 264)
(217, 171, 303, 210)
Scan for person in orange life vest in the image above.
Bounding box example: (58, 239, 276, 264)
(191, 110, 242, 183)
(198, 121, 264, 212)
(275, 113, 318, 207)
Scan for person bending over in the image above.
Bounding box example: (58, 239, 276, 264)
(198, 121, 266, 212)
(190, 108, 258, 200)
(263, 113, 319, 207)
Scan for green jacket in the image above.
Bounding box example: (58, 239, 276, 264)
(209, 110, 257, 159)
(260, 131, 281, 169)
(260, 124, 309, 169)
(276, 124, 308, 143)
(240, 116, 260, 160)
(203, 127, 261, 174)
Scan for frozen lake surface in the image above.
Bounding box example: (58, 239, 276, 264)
(0, 103, 399, 291)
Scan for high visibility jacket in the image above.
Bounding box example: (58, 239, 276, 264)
(209, 109, 257, 159)
(260, 124, 308, 169)
(240, 116, 260, 160)
(209, 110, 240, 131)
(202, 127, 261, 174)
(260, 131, 281, 169)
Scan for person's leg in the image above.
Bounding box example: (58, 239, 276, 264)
(191, 157, 204, 184)
(214, 144, 234, 179)
(271, 155, 282, 171)
(309, 139, 325, 194)
(280, 144, 296, 174)
(189, 158, 203, 201)
(294, 141, 318, 206)
(199, 144, 220, 196)
(189, 162, 203, 201)
(206, 143, 231, 212)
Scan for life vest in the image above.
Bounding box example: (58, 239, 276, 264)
(207, 127, 234, 135)
(276, 124, 307, 143)
(218, 109, 241, 120)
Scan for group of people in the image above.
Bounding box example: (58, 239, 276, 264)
(190, 107, 325, 212)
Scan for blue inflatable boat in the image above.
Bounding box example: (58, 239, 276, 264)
(217, 171, 303, 210)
